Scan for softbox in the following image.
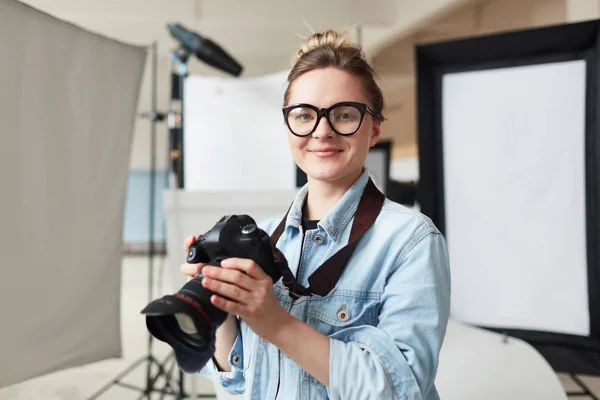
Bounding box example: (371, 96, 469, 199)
(0, 0, 146, 388)
(183, 71, 296, 192)
(416, 20, 600, 375)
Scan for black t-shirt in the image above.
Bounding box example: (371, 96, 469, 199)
(300, 201, 319, 271)
(301, 198, 318, 232)
(297, 218, 320, 280)
(302, 218, 319, 231)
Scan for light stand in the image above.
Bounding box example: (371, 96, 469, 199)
(566, 375, 599, 399)
(164, 22, 243, 190)
(167, 47, 189, 189)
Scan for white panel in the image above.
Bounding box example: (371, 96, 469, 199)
(183, 71, 297, 192)
(390, 156, 419, 181)
(442, 60, 589, 336)
(436, 320, 567, 400)
(365, 149, 389, 193)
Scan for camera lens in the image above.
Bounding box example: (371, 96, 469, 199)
(175, 312, 199, 335)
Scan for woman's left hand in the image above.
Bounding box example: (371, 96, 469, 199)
(201, 257, 292, 343)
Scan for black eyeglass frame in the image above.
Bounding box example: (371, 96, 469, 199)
(282, 101, 377, 137)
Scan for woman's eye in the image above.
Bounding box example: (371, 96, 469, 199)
(295, 113, 313, 121)
(335, 112, 356, 121)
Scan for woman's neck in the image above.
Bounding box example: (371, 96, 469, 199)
(303, 170, 363, 220)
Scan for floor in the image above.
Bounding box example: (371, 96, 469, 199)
(0, 256, 599, 400)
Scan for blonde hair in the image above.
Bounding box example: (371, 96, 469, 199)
(284, 30, 386, 122)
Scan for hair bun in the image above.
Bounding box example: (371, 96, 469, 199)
(284, 29, 385, 122)
(294, 30, 358, 63)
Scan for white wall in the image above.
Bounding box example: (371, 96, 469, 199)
(567, 0, 600, 21)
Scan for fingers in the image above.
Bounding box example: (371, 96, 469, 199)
(182, 235, 202, 281)
(183, 235, 196, 253)
(180, 262, 205, 279)
(202, 277, 249, 305)
(210, 294, 241, 315)
(202, 265, 255, 291)
(220, 258, 267, 280)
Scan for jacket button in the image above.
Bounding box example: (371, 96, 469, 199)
(232, 354, 242, 365)
(337, 305, 349, 322)
(313, 234, 323, 244)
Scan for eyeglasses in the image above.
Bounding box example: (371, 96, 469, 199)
(282, 101, 377, 137)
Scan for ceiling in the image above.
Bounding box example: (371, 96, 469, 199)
(19, 0, 404, 78)
(15, 0, 480, 161)
(18, 0, 430, 116)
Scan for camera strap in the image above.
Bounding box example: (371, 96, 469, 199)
(270, 177, 385, 299)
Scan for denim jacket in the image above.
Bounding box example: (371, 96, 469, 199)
(197, 169, 451, 399)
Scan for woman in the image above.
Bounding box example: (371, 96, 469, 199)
(181, 30, 451, 400)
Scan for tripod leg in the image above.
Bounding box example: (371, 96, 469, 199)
(158, 355, 179, 400)
(179, 369, 186, 399)
(142, 353, 176, 400)
(567, 374, 599, 400)
(86, 355, 149, 400)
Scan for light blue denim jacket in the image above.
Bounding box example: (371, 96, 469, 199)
(197, 169, 451, 399)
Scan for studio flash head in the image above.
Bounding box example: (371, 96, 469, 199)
(167, 23, 243, 77)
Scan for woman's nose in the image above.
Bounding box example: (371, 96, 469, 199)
(312, 116, 334, 139)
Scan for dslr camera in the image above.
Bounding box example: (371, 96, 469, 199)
(141, 214, 286, 372)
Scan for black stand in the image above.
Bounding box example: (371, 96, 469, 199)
(86, 41, 215, 400)
(168, 47, 189, 189)
(566, 374, 599, 399)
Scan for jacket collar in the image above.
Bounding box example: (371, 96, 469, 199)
(284, 169, 371, 242)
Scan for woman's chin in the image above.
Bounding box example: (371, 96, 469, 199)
(305, 167, 349, 183)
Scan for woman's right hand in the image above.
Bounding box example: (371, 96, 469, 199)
(180, 235, 206, 281)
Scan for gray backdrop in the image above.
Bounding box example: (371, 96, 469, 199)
(0, 0, 146, 388)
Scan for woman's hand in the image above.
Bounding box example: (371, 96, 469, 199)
(201, 257, 292, 343)
(195, 251, 331, 386)
(180, 235, 205, 281)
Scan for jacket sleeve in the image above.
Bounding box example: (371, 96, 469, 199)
(327, 230, 451, 400)
(196, 318, 246, 395)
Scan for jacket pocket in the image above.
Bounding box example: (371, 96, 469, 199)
(303, 290, 380, 388)
(306, 290, 380, 337)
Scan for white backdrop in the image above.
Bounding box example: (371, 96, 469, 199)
(442, 60, 589, 336)
(183, 71, 297, 191)
(0, 0, 146, 388)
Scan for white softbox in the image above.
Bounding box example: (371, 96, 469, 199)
(0, 0, 146, 388)
(416, 20, 600, 375)
(182, 71, 297, 191)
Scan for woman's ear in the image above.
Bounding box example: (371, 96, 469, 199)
(370, 120, 382, 147)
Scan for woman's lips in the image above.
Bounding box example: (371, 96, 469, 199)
(309, 148, 342, 158)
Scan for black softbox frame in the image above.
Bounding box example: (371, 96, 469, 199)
(416, 20, 600, 376)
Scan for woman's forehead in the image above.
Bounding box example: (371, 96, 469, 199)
(287, 68, 368, 106)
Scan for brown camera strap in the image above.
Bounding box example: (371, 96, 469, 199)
(270, 178, 385, 298)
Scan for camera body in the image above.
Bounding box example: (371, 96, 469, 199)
(141, 214, 286, 373)
(186, 214, 283, 282)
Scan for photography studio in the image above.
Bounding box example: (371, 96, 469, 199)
(1, 0, 600, 399)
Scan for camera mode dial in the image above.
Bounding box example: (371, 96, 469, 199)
(241, 224, 257, 235)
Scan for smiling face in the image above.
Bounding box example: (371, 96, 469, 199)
(285, 67, 381, 188)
